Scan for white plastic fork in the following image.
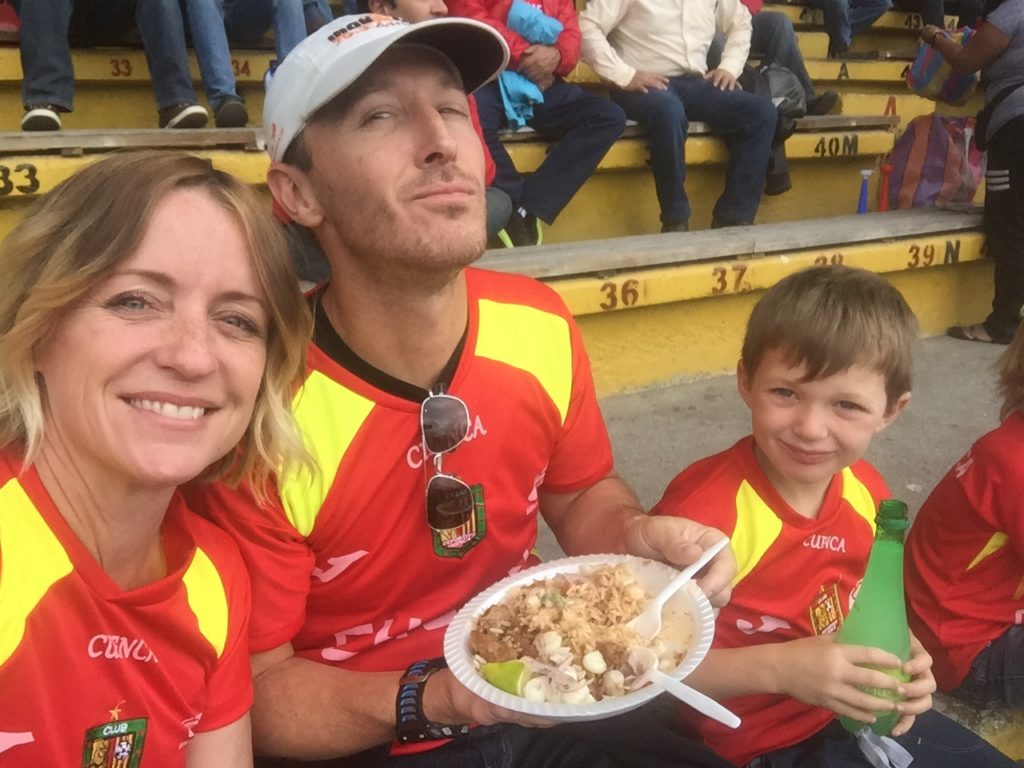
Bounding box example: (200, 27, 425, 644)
(627, 537, 730, 642)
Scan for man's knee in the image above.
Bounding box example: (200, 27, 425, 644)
(755, 11, 795, 39)
(627, 89, 688, 131)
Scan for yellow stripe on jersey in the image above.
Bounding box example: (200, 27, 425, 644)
(182, 546, 229, 658)
(0, 478, 73, 666)
(732, 480, 784, 586)
(475, 299, 572, 425)
(839, 468, 877, 533)
(279, 371, 375, 537)
(966, 532, 1009, 572)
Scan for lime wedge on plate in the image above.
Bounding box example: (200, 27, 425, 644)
(480, 661, 532, 696)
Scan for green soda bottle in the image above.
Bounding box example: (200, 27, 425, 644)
(836, 498, 912, 736)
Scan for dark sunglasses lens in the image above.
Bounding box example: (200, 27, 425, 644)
(421, 395, 470, 454)
(426, 475, 474, 531)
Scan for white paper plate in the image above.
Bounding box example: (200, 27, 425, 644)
(443, 554, 716, 722)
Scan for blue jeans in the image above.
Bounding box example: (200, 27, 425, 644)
(708, 13, 816, 98)
(182, 0, 309, 108)
(808, 0, 892, 53)
(12, 0, 197, 111)
(473, 78, 626, 224)
(955, 621, 1024, 708)
(613, 75, 776, 227)
(744, 712, 1017, 767)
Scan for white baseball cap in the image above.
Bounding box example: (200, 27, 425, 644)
(264, 13, 509, 162)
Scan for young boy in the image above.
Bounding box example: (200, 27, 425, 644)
(654, 265, 1016, 767)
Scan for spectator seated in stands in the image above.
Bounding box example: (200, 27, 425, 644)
(807, 0, 892, 57)
(13, 0, 207, 130)
(180, 0, 331, 127)
(709, 0, 840, 115)
(447, 0, 627, 247)
(580, 0, 777, 232)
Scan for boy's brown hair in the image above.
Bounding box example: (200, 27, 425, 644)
(741, 265, 917, 405)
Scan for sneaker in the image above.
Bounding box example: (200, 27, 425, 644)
(497, 207, 542, 248)
(764, 171, 792, 196)
(214, 96, 248, 128)
(806, 91, 840, 116)
(661, 221, 689, 233)
(159, 103, 209, 129)
(21, 105, 61, 131)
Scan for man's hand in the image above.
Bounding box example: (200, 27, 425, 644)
(423, 669, 556, 729)
(890, 634, 936, 737)
(519, 45, 561, 88)
(774, 635, 909, 724)
(623, 516, 735, 606)
(704, 68, 739, 91)
(625, 70, 669, 93)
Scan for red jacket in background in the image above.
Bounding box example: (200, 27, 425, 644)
(447, 0, 580, 75)
(742, 0, 764, 13)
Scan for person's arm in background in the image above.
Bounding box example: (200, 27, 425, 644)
(579, 0, 669, 91)
(551, 0, 581, 74)
(709, 0, 752, 89)
(921, 19, 1010, 74)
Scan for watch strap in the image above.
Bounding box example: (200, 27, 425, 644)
(395, 658, 471, 744)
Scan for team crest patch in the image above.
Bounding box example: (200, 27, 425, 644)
(809, 583, 844, 635)
(432, 484, 486, 558)
(81, 706, 146, 768)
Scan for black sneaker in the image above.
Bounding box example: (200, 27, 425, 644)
(764, 171, 792, 196)
(21, 105, 61, 131)
(661, 221, 689, 233)
(497, 207, 542, 248)
(806, 91, 840, 116)
(159, 103, 209, 129)
(214, 96, 248, 128)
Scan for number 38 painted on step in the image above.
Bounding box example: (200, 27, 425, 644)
(0, 164, 40, 196)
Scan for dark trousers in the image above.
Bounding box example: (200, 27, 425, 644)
(11, 0, 196, 112)
(709, 13, 817, 98)
(612, 75, 776, 227)
(807, 0, 892, 53)
(955, 624, 1024, 708)
(255, 698, 733, 768)
(983, 115, 1024, 343)
(745, 711, 1017, 767)
(473, 78, 626, 224)
(892, 0, 982, 28)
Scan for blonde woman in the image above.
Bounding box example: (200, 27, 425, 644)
(0, 151, 311, 766)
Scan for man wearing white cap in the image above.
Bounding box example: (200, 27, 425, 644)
(189, 14, 736, 768)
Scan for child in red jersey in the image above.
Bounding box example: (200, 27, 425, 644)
(906, 322, 1024, 709)
(653, 265, 1017, 767)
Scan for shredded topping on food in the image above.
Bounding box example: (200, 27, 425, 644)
(470, 564, 694, 703)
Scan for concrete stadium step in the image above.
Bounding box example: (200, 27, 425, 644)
(0, 115, 897, 242)
(839, 91, 982, 123)
(476, 207, 985, 393)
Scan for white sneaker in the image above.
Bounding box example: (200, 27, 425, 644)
(21, 106, 61, 131)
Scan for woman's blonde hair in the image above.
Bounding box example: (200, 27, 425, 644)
(998, 324, 1024, 420)
(0, 151, 312, 494)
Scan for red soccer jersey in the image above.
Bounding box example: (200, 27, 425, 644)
(0, 453, 252, 767)
(906, 413, 1024, 691)
(447, 0, 581, 74)
(190, 267, 612, 681)
(653, 436, 889, 766)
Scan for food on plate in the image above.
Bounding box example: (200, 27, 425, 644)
(469, 564, 694, 703)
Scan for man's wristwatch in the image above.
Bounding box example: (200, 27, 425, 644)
(395, 658, 471, 744)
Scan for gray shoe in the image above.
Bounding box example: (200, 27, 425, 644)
(21, 105, 61, 131)
(214, 97, 248, 128)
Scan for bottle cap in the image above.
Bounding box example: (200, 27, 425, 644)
(876, 499, 910, 530)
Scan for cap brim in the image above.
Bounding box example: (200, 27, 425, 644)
(399, 18, 508, 95)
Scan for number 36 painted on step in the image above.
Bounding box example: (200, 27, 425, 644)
(0, 164, 40, 196)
